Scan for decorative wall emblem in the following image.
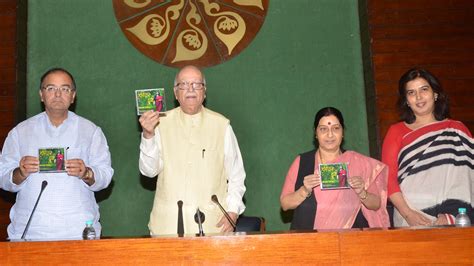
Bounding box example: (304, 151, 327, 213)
(113, 0, 269, 68)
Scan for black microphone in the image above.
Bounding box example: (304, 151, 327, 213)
(194, 208, 205, 236)
(211, 194, 236, 230)
(177, 200, 184, 237)
(21, 180, 48, 240)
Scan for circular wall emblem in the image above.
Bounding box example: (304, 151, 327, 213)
(113, 0, 269, 68)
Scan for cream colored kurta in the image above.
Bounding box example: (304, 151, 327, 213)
(148, 107, 229, 235)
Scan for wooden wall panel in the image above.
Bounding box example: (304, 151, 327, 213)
(367, 0, 474, 145)
(0, 0, 19, 241)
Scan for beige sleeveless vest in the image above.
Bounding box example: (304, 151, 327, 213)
(148, 107, 229, 235)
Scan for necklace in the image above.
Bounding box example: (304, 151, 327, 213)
(317, 149, 341, 164)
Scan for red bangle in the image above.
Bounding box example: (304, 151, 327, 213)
(445, 213, 455, 225)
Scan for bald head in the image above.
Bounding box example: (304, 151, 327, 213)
(174, 65, 206, 86)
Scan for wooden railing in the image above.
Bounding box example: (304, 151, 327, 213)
(1, 226, 473, 265)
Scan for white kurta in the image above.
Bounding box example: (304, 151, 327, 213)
(0, 111, 113, 240)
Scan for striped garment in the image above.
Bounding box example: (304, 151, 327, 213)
(393, 120, 474, 227)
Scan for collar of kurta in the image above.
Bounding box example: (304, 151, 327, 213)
(178, 106, 205, 128)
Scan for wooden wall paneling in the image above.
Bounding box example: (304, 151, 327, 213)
(373, 51, 474, 67)
(367, 0, 474, 146)
(0, 82, 15, 96)
(369, 9, 474, 26)
(0, 0, 19, 242)
(374, 63, 474, 82)
(371, 24, 474, 40)
(369, 0, 474, 11)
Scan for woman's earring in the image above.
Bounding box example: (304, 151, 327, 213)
(434, 95, 438, 101)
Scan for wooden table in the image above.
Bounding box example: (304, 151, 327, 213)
(1, 226, 473, 265)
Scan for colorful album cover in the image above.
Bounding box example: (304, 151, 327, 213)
(135, 88, 166, 115)
(38, 147, 67, 173)
(319, 162, 350, 190)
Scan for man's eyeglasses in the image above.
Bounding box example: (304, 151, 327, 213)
(41, 85, 75, 94)
(175, 81, 205, 91)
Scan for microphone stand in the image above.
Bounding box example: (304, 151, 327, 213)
(211, 195, 236, 230)
(177, 200, 184, 237)
(21, 180, 48, 240)
(194, 208, 205, 236)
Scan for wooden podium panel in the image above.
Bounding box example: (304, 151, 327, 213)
(1, 232, 341, 265)
(339, 227, 474, 265)
(1, 227, 473, 265)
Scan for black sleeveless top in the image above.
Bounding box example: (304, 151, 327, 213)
(290, 150, 318, 230)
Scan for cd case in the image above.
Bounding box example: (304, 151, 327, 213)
(38, 147, 67, 173)
(319, 162, 350, 190)
(135, 88, 166, 115)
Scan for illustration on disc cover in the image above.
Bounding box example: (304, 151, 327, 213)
(39, 147, 67, 173)
(135, 88, 166, 115)
(319, 162, 349, 190)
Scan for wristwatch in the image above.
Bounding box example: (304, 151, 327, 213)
(302, 186, 312, 198)
(84, 167, 93, 179)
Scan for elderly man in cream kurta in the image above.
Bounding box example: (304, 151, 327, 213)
(139, 66, 246, 235)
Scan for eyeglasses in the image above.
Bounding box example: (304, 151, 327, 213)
(41, 85, 75, 94)
(175, 81, 205, 91)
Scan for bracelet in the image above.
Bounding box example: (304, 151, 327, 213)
(83, 167, 93, 179)
(302, 186, 312, 198)
(358, 189, 368, 200)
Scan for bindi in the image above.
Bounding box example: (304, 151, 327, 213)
(327, 121, 331, 125)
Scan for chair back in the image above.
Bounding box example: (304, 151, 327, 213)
(235, 216, 265, 232)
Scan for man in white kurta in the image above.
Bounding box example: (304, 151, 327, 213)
(139, 66, 246, 235)
(0, 68, 113, 240)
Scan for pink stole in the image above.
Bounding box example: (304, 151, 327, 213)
(314, 151, 390, 229)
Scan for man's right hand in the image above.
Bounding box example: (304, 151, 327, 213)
(139, 110, 160, 139)
(13, 156, 39, 185)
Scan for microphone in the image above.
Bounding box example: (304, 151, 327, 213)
(177, 200, 184, 237)
(21, 180, 48, 240)
(194, 208, 205, 236)
(211, 194, 236, 230)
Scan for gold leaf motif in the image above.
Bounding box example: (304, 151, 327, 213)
(218, 17, 238, 31)
(233, 0, 264, 10)
(172, 2, 207, 63)
(126, 0, 185, 46)
(200, 0, 246, 55)
(114, 0, 268, 67)
(126, 14, 167, 45)
(150, 17, 166, 37)
(184, 34, 202, 48)
(124, 0, 152, 9)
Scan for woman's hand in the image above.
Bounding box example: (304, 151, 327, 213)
(404, 208, 432, 226)
(433, 214, 449, 226)
(348, 176, 365, 194)
(303, 173, 320, 192)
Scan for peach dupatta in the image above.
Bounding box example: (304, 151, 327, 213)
(314, 151, 389, 229)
